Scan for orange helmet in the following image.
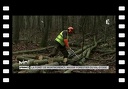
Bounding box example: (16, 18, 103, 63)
(68, 26, 74, 34)
(68, 27, 74, 30)
(68, 26, 74, 33)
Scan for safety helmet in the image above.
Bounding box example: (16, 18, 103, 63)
(68, 26, 74, 30)
(68, 26, 74, 33)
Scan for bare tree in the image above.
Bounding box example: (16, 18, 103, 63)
(13, 16, 20, 44)
(40, 16, 52, 47)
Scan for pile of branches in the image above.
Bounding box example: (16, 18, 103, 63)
(12, 37, 115, 73)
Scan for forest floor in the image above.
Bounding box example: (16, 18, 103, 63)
(12, 43, 116, 73)
(12, 33, 116, 73)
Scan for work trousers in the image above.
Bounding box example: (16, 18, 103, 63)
(48, 41, 69, 58)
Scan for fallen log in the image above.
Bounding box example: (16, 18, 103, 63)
(13, 57, 62, 71)
(16, 55, 51, 61)
(13, 59, 49, 71)
(100, 51, 116, 57)
(74, 43, 94, 55)
(70, 38, 102, 63)
(21, 55, 37, 59)
(13, 46, 54, 55)
(69, 42, 81, 47)
(68, 39, 102, 59)
(64, 37, 101, 73)
(45, 62, 59, 66)
(68, 48, 89, 64)
(15, 62, 59, 73)
(78, 48, 91, 65)
(33, 59, 48, 65)
(92, 49, 116, 53)
(68, 44, 93, 59)
(79, 39, 98, 65)
(52, 57, 63, 62)
(16, 56, 36, 61)
(13, 59, 35, 71)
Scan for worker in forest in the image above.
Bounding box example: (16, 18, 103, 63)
(48, 26, 74, 64)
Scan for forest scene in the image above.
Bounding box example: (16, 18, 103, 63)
(12, 15, 116, 73)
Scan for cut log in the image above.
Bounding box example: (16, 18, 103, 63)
(68, 44, 93, 59)
(13, 62, 59, 73)
(13, 56, 64, 71)
(16, 56, 36, 61)
(77, 50, 89, 65)
(13, 46, 54, 55)
(78, 37, 98, 64)
(44, 62, 59, 66)
(13, 59, 49, 71)
(52, 57, 63, 62)
(38, 55, 43, 60)
(12, 59, 35, 71)
(68, 39, 102, 59)
(70, 38, 102, 63)
(79, 48, 91, 65)
(12, 63, 19, 71)
(35, 55, 51, 60)
(17, 55, 51, 61)
(35, 55, 49, 60)
(21, 55, 37, 59)
(74, 43, 94, 55)
(64, 38, 101, 73)
(33, 59, 48, 65)
(68, 49, 88, 64)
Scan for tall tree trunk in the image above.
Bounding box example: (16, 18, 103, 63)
(62, 16, 65, 30)
(13, 16, 20, 44)
(40, 16, 51, 47)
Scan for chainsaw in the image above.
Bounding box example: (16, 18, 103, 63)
(68, 48, 94, 60)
